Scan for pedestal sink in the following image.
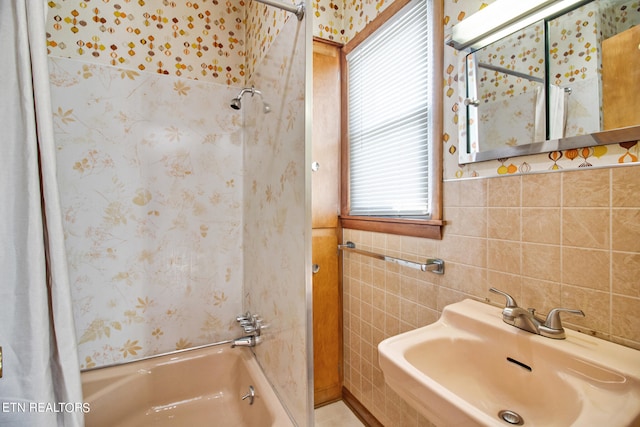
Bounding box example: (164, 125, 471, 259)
(378, 299, 640, 427)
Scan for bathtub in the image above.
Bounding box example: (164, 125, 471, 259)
(81, 344, 294, 427)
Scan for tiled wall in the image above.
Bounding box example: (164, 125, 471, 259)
(343, 166, 640, 426)
(332, 0, 640, 425)
(343, 229, 439, 426)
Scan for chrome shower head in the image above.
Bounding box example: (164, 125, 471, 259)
(229, 86, 271, 113)
(230, 97, 242, 110)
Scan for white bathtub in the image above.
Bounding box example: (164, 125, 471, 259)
(81, 345, 294, 427)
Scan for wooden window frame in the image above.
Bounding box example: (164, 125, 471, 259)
(339, 0, 445, 240)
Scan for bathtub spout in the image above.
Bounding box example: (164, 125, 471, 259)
(231, 336, 260, 348)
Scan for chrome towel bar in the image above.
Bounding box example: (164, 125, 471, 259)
(338, 241, 444, 275)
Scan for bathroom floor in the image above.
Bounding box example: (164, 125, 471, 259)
(315, 401, 365, 427)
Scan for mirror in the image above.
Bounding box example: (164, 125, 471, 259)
(465, 20, 547, 153)
(455, 0, 640, 164)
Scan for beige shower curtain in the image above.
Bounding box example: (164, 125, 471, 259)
(0, 1, 84, 426)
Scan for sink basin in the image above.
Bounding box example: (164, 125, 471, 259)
(378, 299, 640, 427)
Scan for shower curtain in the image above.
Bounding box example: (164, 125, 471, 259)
(0, 1, 84, 426)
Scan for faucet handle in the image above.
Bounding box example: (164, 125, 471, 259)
(236, 312, 251, 322)
(489, 287, 519, 308)
(543, 308, 585, 330)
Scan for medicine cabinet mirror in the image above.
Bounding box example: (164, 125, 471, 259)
(450, 0, 640, 164)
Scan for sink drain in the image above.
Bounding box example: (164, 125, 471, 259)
(498, 410, 524, 425)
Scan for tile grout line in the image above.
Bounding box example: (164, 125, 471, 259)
(609, 168, 613, 339)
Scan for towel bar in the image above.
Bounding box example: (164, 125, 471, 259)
(338, 241, 444, 275)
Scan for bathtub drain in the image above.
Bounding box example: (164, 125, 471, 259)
(498, 410, 524, 425)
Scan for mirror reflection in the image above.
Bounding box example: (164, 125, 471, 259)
(461, 0, 640, 163)
(466, 20, 546, 152)
(548, 0, 640, 137)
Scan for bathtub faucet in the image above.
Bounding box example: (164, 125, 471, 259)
(236, 311, 263, 336)
(231, 335, 260, 348)
(232, 311, 264, 348)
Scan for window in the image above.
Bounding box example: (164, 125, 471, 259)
(340, 0, 443, 239)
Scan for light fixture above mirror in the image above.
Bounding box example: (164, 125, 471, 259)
(447, 0, 590, 51)
(448, 0, 640, 165)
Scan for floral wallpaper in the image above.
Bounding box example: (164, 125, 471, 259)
(243, 16, 310, 425)
(246, 1, 292, 74)
(473, 22, 546, 104)
(313, 0, 398, 43)
(49, 57, 245, 368)
(470, 90, 542, 151)
(46, 0, 246, 84)
(48, 0, 310, 423)
(46, 0, 295, 85)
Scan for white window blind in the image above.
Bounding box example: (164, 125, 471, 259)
(347, 0, 432, 217)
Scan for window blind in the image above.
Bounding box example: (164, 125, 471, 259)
(347, 0, 432, 217)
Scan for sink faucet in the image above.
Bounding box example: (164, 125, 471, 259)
(489, 288, 585, 339)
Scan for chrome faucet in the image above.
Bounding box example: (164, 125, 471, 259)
(231, 312, 264, 348)
(489, 288, 585, 339)
(231, 336, 260, 348)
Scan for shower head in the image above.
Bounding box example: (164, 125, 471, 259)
(230, 86, 271, 113)
(230, 97, 242, 110)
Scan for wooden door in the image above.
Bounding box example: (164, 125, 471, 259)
(312, 40, 341, 229)
(312, 39, 342, 407)
(602, 25, 640, 130)
(312, 230, 340, 405)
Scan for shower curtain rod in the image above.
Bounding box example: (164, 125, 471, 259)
(478, 62, 544, 84)
(254, 0, 305, 20)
